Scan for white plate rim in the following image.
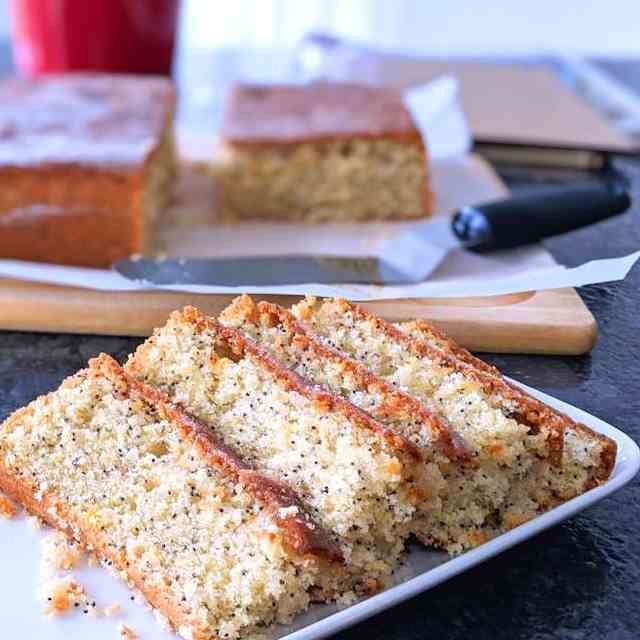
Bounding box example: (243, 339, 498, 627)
(1, 380, 636, 639)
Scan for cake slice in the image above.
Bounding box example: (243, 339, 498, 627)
(400, 317, 617, 489)
(0, 74, 175, 267)
(220, 296, 555, 550)
(400, 319, 500, 377)
(292, 298, 616, 510)
(213, 82, 432, 222)
(126, 306, 425, 589)
(0, 354, 341, 640)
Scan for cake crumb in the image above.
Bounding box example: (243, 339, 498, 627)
(104, 603, 121, 617)
(276, 505, 299, 519)
(28, 515, 44, 530)
(119, 623, 138, 639)
(37, 533, 100, 620)
(41, 530, 84, 572)
(0, 493, 17, 518)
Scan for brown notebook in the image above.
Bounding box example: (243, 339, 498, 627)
(320, 54, 636, 157)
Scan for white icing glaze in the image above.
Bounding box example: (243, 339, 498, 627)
(0, 74, 171, 168)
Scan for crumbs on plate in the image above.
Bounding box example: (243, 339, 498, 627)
(0, 493, 17, 519)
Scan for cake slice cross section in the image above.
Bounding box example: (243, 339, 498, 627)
(0, 354, 341, 640)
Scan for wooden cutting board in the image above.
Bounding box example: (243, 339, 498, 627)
(0, 280, 595, 355)
(0, 156, 597, 355)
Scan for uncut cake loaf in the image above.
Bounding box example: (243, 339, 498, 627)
(220, 295, 545, 551)
(213, 82, 433, 222)
(292, 297, 616, 515)
(0, 74, 175, 267)
(0, 355, 342, 640)
(126, 306, 427, 591)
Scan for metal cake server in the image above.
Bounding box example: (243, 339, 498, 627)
(114, 181, 631, 286)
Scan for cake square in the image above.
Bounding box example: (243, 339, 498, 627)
(0, 74, 175, 267)
(214, 82, 433, 222)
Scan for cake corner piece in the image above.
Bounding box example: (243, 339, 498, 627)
(212, 81, 433, 222)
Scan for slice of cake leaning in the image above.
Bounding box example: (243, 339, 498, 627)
(400, 316, 617, 491)
(219, 295, 571, 551)
(0, 355, 342, 640)
(291, 297, 616, 532)
(126, 306, 426, 592)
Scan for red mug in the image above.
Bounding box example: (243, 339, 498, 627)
(10, 0, 179, 77)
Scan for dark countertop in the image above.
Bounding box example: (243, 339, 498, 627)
(0, 49, 639, 639)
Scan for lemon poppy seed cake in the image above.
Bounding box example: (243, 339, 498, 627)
(126, 306, 425, 590)
(219, 296, 556, 551)
(291, 297, 616, 529)
(0, 298, 618, 636)
(399, 317, 617, 494)
(213, 82, 433, 222)
(0, 355, 342, 640)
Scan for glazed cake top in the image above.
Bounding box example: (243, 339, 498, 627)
(0, 74, 173, 170)
(220, 81, 421, 146)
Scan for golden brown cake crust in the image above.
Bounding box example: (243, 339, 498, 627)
(220, 81, 423, 146)
(0, 167, 143, 266)
(402, 317, 617, 481)
(0, 74, 175, 267)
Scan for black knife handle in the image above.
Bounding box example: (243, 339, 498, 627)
(452, 181, 631, 251)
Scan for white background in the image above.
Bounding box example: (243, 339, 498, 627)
(181, 0, 640, 57)
(0, 0, 640, 57)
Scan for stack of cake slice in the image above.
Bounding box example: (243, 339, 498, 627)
(0, 355, 342, 640)
(125, 306, 427, 590)
(0, 297, 616, 639)
(290, 297, 616, 499)
(213, 82, 433, 222)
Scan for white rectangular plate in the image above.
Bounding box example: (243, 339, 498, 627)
(0, 381, 637, 640)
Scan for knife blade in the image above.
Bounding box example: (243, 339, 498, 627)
(113, 181, 631, 286)
(114, 255, 413, 286)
